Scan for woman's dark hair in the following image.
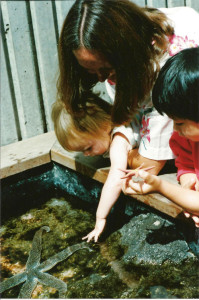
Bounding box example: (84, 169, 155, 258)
(152, 47, 199, 122)
(57, 0, 174, 125)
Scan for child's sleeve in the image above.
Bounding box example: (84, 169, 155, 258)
(112, 125, 138, 148)
(138, 109, 175, 160)
(169, 131, 195, 181)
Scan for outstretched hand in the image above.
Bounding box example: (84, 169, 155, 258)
(82, 218, 106, 242)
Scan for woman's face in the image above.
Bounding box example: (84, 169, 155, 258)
(73, 47, 116, 83)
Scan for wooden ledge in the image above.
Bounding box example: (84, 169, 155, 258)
(51, 141, 110, 183)
(1, 132, 183, 218)
(0, 131, 56, 179)
(51, 141, 182, 218)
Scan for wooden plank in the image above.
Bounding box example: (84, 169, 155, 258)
(1, 1, 45, 139)
(167, 0, 185, 8)
(0, 131, 56, 179)
(0, 133, 183, 218)
(147, 0, 167, 8)
(131, 0, 145, 7)
(127, 173, 183, 218)
(1, 31, 19, 146)
(186, 0, 199, 12)
(51, 141, 110, 183)
(55, 0, 75, 34)
(51, 140, 183, 218)
(29, 1, 58, 131)
(1, 1, 27, 139)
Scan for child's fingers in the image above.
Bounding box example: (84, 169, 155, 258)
(94, 234, 99, 243)
(128, 180, 144, 194)
(82, 232, 94, 242)
(137, 170, 151, 182)
(183, 178, 197, 190)
(192, 215, 199, 227)
(121, 172, 136, 179)
(184, 211, 191, 218)
(122, 180, 137, 195)
(123, 186, 137, 195)
(118, 168, 133, 173)
(195, 178, 199, 191)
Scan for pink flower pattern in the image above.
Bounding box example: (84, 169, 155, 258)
(168, 35, 198, 56)
(140, 117, 150, 149)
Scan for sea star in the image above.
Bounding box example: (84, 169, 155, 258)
(120, 163, 155, 182)
(0, 226, 92, 298)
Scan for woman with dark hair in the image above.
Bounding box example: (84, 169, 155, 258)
(56, 0, 199, 241)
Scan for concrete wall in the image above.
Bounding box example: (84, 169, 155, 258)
(1, 0, 199, 146)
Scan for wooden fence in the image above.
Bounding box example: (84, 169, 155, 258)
(1, 0, 199, 146)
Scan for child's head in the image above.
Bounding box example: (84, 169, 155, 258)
(152, 47, 199, 141)
(52, 92, 112, 156)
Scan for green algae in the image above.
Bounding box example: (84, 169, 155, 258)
(1, 196, 126, 298)
(1, 194, 199, 299)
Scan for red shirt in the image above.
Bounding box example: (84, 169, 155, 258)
(169, 131, 199, 181)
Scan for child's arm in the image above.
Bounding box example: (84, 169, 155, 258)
(123, 170, 199, 216)
(179, 174, 199, 226)
(128, 148, 166, 175)
(82, 133, 131, 242)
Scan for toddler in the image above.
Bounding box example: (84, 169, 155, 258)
(52, 92, 149, 242)
(123, 47, 199, 227)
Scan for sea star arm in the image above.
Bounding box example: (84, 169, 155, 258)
(26, 226, 50, 270)
(120, 165, 155, 179)
(36, 271, 67, 298)
(0, 272, 27, 294)
(38, 242, 92, 272)
(18, 275, 38, 299)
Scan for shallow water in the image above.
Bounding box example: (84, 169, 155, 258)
(1, 195, 199, 298)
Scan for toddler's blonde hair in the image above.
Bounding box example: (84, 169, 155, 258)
(52, 92, 112, 151)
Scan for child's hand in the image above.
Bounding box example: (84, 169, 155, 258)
(122, 170, 160, 195)
(180, 173, 197, 190)
(184, 211, 199, 228)
(82, 218, 106, 242)
(195, 178, 199, 191)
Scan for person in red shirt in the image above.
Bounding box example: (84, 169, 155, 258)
(123, 47, 199, 227)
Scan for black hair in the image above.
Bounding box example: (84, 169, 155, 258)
(152, 47, 199, 122)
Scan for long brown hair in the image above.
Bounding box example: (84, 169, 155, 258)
(57, 0, 174, 125)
